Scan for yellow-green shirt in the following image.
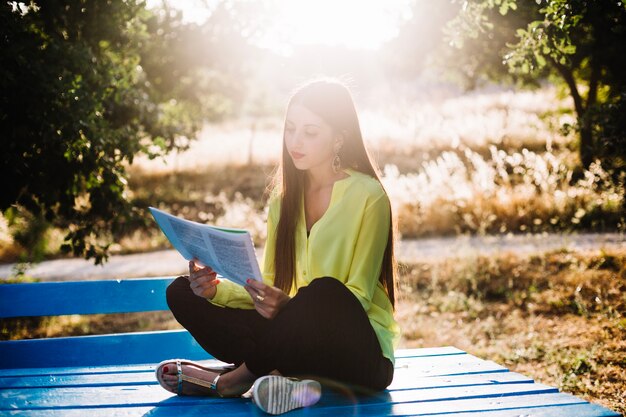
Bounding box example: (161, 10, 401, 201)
(208, 167, 402, 366)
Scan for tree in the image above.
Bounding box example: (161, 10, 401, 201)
(0, 0, 249, 265)
(444, 0, 626, 169)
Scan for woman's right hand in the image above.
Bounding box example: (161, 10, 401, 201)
(187, 257, 220, 299)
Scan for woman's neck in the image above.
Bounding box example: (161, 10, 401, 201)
(304, 165, 346, 191)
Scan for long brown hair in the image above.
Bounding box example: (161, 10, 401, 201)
(267, 76, 399, 311)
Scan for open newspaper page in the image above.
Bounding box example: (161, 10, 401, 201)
(148, 206, 262, 287)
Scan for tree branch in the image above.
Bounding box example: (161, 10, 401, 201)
(587, 59, 599, 109)
(549, 56, 584, 116)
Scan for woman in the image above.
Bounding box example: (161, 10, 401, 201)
(156, 77, 402, 415)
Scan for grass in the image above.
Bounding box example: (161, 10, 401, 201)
(1, 86, 624, 264)
(2, 248, 624, 414)
(396, 248, 626, 414)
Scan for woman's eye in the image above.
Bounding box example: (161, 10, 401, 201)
(305, 131, 318, 137)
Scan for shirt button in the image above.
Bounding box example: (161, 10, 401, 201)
(303, 271, 307, 275)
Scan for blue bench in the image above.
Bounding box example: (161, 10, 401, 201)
(0, 277, 620, 416)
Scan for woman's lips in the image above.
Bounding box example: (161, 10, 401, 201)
(291, 151, 305, 159)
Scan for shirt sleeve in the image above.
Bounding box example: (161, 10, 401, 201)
(344, 192, 391, 312)
(207, 197, 278, 309)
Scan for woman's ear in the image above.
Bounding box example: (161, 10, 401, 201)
(334, 130, 346, 152)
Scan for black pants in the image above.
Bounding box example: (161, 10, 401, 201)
(166, 275, 394, 393)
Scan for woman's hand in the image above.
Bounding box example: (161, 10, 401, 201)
(244, 278, 291, 319)
(187, 257, 220, 299)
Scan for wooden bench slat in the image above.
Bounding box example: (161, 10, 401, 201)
(0, 351, 619, 416)
(0, 332, 503, 372)
(343, 394, 613, 417)
(0, 277, 175, 318)
(0, 393, 609, 417)
(0, 346, 469, 376)
(0, 369, 532, 390)
(393, 346, 465, 357)
(0, 380, 558, 411)
(0, 329, 213, 369)
(394, 354, 508, 376)
(0, 364, 157, 378)
(418, 403, 622, 417)
(324, 393, 599, 417)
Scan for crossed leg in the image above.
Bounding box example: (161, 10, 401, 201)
(159, 362, 283, 397)
(163, 276, 280, 396)
(164, 275, 392, 396)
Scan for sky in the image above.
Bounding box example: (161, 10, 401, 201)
(145, 0, 414, 55)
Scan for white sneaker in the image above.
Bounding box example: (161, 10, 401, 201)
(252, 375, 322, 414)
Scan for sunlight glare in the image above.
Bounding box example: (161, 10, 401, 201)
(257, 0, 413, 54)
(147, 0, 414, 55)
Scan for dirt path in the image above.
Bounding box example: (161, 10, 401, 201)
(0, 232, 623, 282)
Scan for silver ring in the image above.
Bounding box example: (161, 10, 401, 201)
(255, 294, 265, 302)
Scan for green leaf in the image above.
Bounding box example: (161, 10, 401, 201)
(536, 53, 546, 67)
(562, 44, 576, 54)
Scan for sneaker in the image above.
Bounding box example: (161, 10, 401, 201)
(252, 375, 322, 415)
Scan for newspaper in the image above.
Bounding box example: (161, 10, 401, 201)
(148, 206, 262, 287)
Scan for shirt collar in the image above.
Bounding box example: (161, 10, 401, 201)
(298, 167, 356, 234)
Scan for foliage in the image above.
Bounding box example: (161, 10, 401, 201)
(443, 0, 626, 169)
(0, 1, 248, 264)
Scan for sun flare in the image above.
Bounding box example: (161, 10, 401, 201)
(256, 0, 413, 54)
(148, 0, 413, 55)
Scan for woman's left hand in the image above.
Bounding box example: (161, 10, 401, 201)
(244, 278, 291, 319)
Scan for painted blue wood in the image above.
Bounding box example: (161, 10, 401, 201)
(0, 385, 619, 416)
(0, 277, 175, 318)
(394, 346, 465, 357)
(0, 341, 503, 374)
(0, 401, 619, 417)
(417, 403, 623, 417)
(0, 368, 532, 390)
(0, 346, 466, 377)
(0, 329, 212, 369)
(0, 381, 558, 409)
(0, 350, 620, 416)
(0, 277, 620, 417)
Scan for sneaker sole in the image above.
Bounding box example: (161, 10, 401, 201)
(252, 375, 322, 415)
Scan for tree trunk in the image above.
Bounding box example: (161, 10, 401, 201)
(550, 58, 595, 168)
(579, 125, 594, 168)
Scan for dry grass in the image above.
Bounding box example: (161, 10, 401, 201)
(1, 86, 624, 264)
(2, 248, 624, 413)
(396, 248, 626, 414)
(1, 151, 622, 264)
(383, 148, 624, 238)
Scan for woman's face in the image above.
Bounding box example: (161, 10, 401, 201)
(283, 103, 342, 171)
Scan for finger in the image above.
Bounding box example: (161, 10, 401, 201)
(244, 284, 264, 298)
(255, 308, 269, 319)
(254, 302, 272, 318)
(245, 286, 268, 305)
(246, 278, 267, 291)
(190, 270, 217, 282)
(243, 285, 257, 299)
(190, 257, 211, 270)
(198, 280, 221, 292)
(194, 275, 218, 286)
(197, 262, 214, 272)
(191, 272, 217, 282)
(200, 284, 218, 298)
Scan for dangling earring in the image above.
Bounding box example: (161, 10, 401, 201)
(332, 149, 341, 173)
